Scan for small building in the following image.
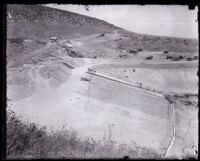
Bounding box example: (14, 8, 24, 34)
(166, 56, 173, 59)
(62, 40, 73, 48)
(129, 49, 137, 54)
(193, 56, 198, 60)
(50, 37, 58, 42)
(137, 48, 143, 52)
(187, 57, 193, 61)
(145, 56, 153, 60)
(121, 49, 127, 53)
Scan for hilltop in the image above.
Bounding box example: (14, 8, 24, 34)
(7, 5, 198, 61)
(7, 4, 118, 40)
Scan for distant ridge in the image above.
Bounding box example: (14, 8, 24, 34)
(7, 4, 198, 53)
(7, 4, 119, 40)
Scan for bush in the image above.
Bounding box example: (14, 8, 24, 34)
(163, 50, 169, 54)
(137, 48, 143, 52)
(6, 109, 161, 159)
(8, 38, 24, 44)
(6, 108, 48, 159)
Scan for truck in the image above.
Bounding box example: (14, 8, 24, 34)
(88, 68, 96, 72)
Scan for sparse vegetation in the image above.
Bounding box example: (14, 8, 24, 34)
(6, 109, 161, 159)
(137, 48, 143, 52)
(163, 50, 169, 54)
(6, 4, 198, 159)
(8, 38, 24, 44)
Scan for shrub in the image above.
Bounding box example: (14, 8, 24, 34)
(163, 50, 169, 54)
(6, 108, 48, 159)
(137, 48, 143, 52)
(6, 109, 161, 159)
(8, 38, 24, 44)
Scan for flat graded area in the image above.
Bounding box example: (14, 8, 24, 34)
(94, 58, 198, 94)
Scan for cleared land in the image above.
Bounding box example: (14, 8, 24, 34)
(94, 60, 198, 94)
(6, 5, 198, 159)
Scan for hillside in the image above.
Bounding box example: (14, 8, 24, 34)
(6, 5, 199, 159)
(7, 4, 118, 40)
(117, 29, 198, 53)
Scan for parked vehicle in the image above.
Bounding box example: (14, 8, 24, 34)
(187, 57, 193, 61)
(137, 48, 143, 52)
(193, 56, 198, 60)
(163, 50, 169, 54)
(166, 56, 173, 59)
(119, 54, 128, 58)
(88, 68, 96, 72)
(81, 77, 90, 82)
(129, 50, 137, 54)
(145, 56, 153, 60)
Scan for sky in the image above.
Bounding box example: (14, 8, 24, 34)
(45, 4, 198, 39)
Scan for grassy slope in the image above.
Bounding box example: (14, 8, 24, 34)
(7, 4, 117, 41)
(7, 4, 198, 63)
(6, 4, 118, 67)
(117, 29, 198, 53)
(6, 108, 161, 159)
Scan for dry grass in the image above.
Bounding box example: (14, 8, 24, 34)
(6, 108, 162, 159)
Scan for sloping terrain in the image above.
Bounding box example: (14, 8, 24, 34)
(6, 4, 118, 68)
(6, 4, 198, 159)
(7, 4, 118, 41)
(117, 29, 198, 53)
(7, 4, 198, 67)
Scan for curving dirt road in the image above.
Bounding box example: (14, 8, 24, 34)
(11, 58, 92, 129)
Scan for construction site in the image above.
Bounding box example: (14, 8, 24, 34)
(6, 4, 198, 159)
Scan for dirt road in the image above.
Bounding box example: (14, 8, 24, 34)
(11, 58, 92, 129)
